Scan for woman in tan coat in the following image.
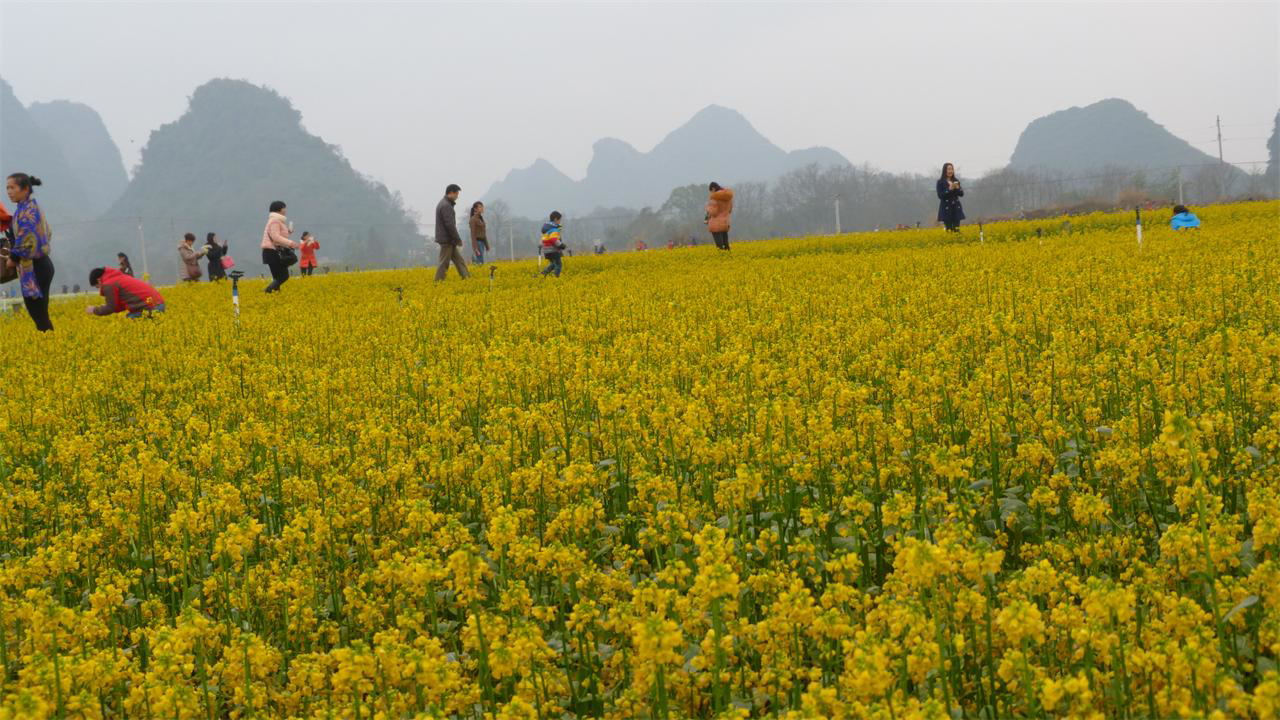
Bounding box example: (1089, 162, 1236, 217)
(178, 232, 207, 281)
(705, 182, 734, 250)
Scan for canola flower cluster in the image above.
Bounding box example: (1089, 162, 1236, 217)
(1, 202, 1278, 719)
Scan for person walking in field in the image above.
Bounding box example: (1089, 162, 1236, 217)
(178, 233, 207, 282)
(85, 266, 165, 318)
(540, 211, 566, 278)
(204, 232, 229, 281)
(4, 174, 56, 332)
(705, 182, 734, 250)
(434, 184, 470, 281)
(469, 202, 488, 266)
(1170, 204, 1201, 230)
(936, 163, 965, 232)
(261, 200, 299, 293)
(298, 232, 320, 276)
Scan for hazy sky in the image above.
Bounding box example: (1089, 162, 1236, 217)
(2, 0, 1276, 220)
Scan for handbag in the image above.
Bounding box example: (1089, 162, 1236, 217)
(0, 240, 15, 284)
(221, 255, 235, 270)
(277, 247, 298, 267)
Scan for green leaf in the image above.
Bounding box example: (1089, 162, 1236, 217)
(1222, 595, 1259, 623)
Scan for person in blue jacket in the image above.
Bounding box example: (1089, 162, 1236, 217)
(1170, 204, 1201, 230)
(936, 163, 965, 232)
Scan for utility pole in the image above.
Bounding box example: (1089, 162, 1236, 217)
(1216, 115, 1226, 198)
(1216, 115, 1224, 164)
(137, 217, 150, 280)
(1177, 166, 1184, 205)
(834, 197, 841, 235)
(508, 223, 514, 263)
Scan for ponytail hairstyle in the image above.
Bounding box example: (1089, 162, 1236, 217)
(7, 173, 43, 195)
(470, 201, 484, 217)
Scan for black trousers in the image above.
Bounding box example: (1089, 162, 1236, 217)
(301, 265, 315, 276)
(263, 249, 291, 292)
(22, 256, 55, 332)
(711, 231, 730, 250)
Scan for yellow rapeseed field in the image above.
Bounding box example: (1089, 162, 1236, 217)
(1, 201, 1278, 719)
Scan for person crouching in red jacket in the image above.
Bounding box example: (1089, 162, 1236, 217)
(85, 267, 166, 318)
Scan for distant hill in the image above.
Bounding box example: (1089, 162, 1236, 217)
(98, 79, 424, 281)
(484, 105, 851, 216)
(0, 78, 94, 221)
(484, 158, 580, 219)
(1009, 98, 1245, 183)
(27, 100, 129, 217)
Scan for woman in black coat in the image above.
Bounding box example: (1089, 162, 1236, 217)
(936, 162, 965, 232)
(204, 232, 228, 281)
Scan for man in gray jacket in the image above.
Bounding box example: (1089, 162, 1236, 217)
(434, 184, 470, 281)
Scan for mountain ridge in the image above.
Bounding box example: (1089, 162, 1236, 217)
(27, 99, 130, 216)
(1008, 97, 1240, 176)
(484, 104, 853, 216)
(0, 78, 95, 221)
(95, 78, 424, 281)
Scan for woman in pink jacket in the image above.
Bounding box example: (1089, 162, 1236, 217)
(705, 182, 734, 250)
(260, 200, 299, 293)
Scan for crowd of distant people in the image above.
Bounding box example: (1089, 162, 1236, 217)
(427, 180, 736, 282)
(0, 167, 1208, 333)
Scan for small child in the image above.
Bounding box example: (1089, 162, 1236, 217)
(1170, 204, 1201, 230)
(540, 211, 565, 277)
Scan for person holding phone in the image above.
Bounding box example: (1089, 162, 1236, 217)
(936, 162, 965, 232)
(298, 232, 320, 276)
(204, 232, 229, 281)
(705, 182, 735, 250)
(260, 200, 298, 293)
(178, 232, 207, 281)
